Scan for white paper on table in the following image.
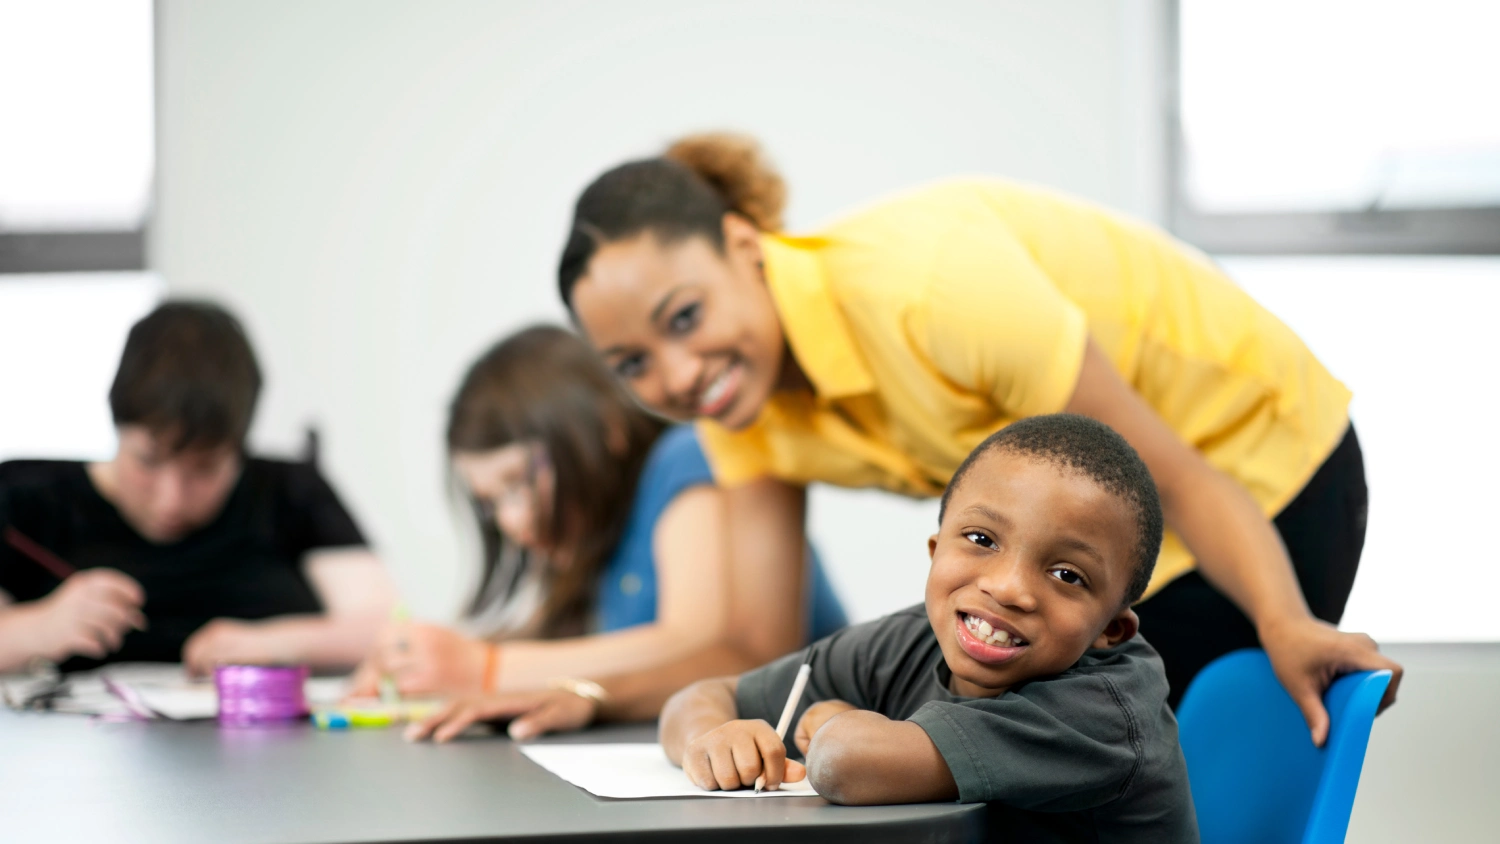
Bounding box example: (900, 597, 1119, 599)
(519, 743, 819, 799)
(1, 664, 350, 720)
(121, 665, 350, 719)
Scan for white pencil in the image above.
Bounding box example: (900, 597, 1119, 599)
(754, 659, 813, 793)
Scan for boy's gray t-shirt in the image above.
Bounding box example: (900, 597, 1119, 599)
(737, 605, 1199, 844)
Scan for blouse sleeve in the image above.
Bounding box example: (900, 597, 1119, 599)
(915, 215, 1089, 419)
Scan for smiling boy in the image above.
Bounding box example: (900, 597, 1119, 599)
(660, 414, 1198, 843)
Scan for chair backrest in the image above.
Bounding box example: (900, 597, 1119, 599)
(1176, 648, 1391, 844)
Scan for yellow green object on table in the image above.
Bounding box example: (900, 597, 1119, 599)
(311, 700, 442, 730)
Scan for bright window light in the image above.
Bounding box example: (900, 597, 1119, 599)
(0, 0, 154, 231)
(1181, 0, 1500, 214)
(0, 273, 164, 461)
(1224, 257, 1500, 642)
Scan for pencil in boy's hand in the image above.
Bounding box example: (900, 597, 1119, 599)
(754, 657, 814, 793)
(4, 526, 78, 580)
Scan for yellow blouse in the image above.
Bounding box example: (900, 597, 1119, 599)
(696, 178, 1351, 600)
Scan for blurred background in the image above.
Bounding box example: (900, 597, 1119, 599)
(2, 2, 1496, 839)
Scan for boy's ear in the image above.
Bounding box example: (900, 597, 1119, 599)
(927, 534, 938, 563)
(1093, 607, 1139, 650)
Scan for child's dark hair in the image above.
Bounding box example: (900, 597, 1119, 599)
(938, 414, 1164, 606)
(558, 133, 785, 308)
(447, 325, 667, 636)
(109, 300, 262, 453)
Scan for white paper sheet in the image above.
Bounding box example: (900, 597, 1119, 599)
(519, 743, 819, 799)
(1, 664, 349, 720)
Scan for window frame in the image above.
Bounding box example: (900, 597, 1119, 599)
(1164, 0, 1500, 255)
(0, 0, 155, 275)
(0, 231, 146, 273)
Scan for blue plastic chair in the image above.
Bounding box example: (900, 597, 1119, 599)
(1176, 648, 1392, 844)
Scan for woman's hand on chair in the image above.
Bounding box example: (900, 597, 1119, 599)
(1258, 615, 1404, 747)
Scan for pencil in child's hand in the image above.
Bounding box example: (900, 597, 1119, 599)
(380, 604, 410, 706)
(4, 526, 78, 580)
(754, 657, 814, 793)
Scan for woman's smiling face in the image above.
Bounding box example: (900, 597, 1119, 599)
(569, 215, 787, 432)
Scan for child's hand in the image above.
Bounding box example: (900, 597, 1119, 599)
(183, 618, 271, 677)
(357, 622, 489, 697)
(682, 719, 806, 792)
(404, 688, 599, 743)
(793, 699, 858, 754)
(29, 568, 145, 662)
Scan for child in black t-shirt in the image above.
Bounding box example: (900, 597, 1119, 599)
(660, 414, 1198, 843)
(0, 301, 394, 674)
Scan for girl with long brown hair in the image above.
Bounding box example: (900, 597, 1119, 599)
(351, 325, 845, 727)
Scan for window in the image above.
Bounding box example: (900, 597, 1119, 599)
(0, 273, 164, 461)
(0, 0, 153, 272)
(1, 0, 158, 458)
(1168, 0, 1500, 253)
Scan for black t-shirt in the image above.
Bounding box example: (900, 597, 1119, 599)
(738, 605, 1199, 844)
(0, 458, 367, 669)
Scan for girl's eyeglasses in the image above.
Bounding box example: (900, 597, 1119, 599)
(477, 443, 550, 521)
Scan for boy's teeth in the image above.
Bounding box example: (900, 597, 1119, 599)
(964, 613, 1025, 647)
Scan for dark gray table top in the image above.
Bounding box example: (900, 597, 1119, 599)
(0, 710, 985, 843)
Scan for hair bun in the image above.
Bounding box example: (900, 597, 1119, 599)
(664, 132, 786, 232)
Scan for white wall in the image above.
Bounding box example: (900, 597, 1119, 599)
(1226, 257, 1500, 642)
(154, 0, 1157, 621)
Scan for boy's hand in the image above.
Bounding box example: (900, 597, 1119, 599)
(793, 699, 857, 754)
(31, 568, 146, 661)
(682, 719, 806, 792)
(183, 619, 272, 677)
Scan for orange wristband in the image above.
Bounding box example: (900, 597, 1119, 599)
(482, 643, 501, 693)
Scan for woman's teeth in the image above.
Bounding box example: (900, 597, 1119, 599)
(964, 613, 1027, 647)
(699, 367, 735, 412)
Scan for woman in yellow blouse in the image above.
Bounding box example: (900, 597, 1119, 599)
(554, 134, 1400, 745)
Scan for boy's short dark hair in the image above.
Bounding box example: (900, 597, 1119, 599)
(109, 301, 262, 453)
(938, 414, 1164, 606)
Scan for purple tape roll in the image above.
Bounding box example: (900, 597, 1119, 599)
(214, 665, 310, 725)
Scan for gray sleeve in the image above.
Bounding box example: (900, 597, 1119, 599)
(735, 614, 897, 757)
(735, 649, 811, 726)
(909, 672, 1143, 809)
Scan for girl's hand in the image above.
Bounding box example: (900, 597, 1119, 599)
(404, 688, 599, 743)
(681, 719, 807, 792)
(793, 699, 857, 754)
(353, 621, 489, 697)
(344, 654, 383, 698)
